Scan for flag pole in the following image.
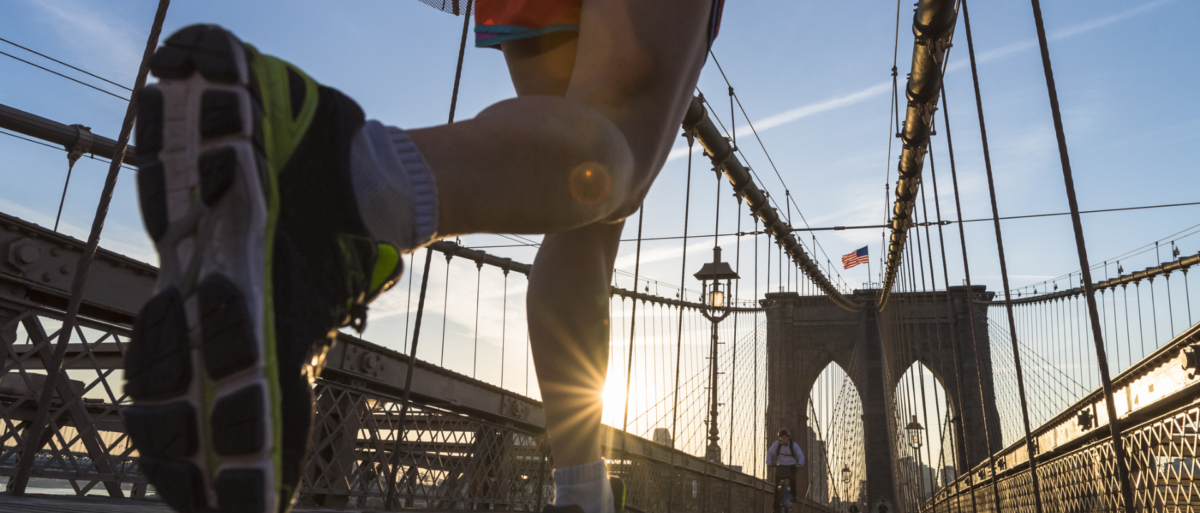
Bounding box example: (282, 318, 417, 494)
(867, 257, 872, 289)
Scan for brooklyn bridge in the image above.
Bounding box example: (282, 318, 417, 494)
(0, 0, 1196, 512)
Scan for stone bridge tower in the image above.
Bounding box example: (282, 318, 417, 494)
(762, 286, 1001, 511)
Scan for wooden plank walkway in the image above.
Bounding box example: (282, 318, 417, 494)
(0, 493, 373, 512)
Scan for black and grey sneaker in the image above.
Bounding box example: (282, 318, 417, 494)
(540, 476, 625, 513)
(125, 24, 403, 513)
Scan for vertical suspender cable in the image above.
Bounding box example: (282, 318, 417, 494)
(621, 205, 645, 443)
(473, 262, 482, 378)
(403, 253, 417, 353)
(446, 0, 474, 124)
(1026, 0, 1136, 508)
(913, 191, 941, 513)
(53, 162, 74, 231)
(959, 2, 1044, 511)
(11, 0, 171, 496)
(501, 270, 508, 387)
(754, 216, 763, 509)
(440, 253, 452, 365)
(727, 200, 743, 468)
(387, 248, 435, 510)
(391, 11, 472, 505)
(920, 163, 959, 513)
(668, 136, 695, 513)
(938, 85, 1002, 512)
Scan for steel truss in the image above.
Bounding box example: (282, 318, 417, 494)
(926, 323, 1200, 512)
(0, 210, 822, 512)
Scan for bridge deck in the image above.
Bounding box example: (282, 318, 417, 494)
(0, 493, 373, 512)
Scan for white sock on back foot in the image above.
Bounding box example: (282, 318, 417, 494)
(553, 459, 614, 513)
(349, 121, 438, 251)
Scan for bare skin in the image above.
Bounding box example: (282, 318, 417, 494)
(408, 0, 714, 468)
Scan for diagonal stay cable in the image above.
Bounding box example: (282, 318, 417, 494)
(0, 37, 133, 91)
(9, 0, 170, 495)
(694, 86, 851, 291)
(0, 49, 128, 101)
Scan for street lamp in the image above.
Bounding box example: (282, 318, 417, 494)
(905, 414, 924, 450)
(841, 466, 852, 513)
(694, 245, 739, 463)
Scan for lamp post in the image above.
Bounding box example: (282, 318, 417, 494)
(841, 465, 851, 512)
(905, 414, 924, 450)
(695, 246, 739, 463)
(905, 414, 925, 503)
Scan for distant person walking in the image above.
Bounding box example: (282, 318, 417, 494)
(878, 499, 889, 513)
(767, 429, 806, 512)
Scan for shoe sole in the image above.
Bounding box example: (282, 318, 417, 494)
(128, 25, 279, 513)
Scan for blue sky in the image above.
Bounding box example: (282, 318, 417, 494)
(2, 0, 1197, 401)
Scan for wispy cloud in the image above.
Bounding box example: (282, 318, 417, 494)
(669, 0, 1174, 162)
(614, 234, 741, 269)
(946, 0, 1174, 73)
(29, 0, 142, 84)
(0, 198, 157, 265)
(667, 81, 891, 162)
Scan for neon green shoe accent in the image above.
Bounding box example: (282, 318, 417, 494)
(245, 43, 320, 511)
(246, 44, 320, 175)
(368, 243, 402, 301)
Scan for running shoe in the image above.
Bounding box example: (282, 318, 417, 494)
(541, 477, 625, 513)
(124, 24, 402, 513)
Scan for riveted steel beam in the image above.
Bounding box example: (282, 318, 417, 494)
(682, 97, 862, 312)
(0, 103, 138, 165)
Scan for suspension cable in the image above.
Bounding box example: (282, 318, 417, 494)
(621, 204, 645, 438)
(11, 0, 171, 495)
(667, 134, 695, 513)
(1030, 0, 1147, 504)
(959, 2, 1044, 509)
(938, 83, 1003, 511)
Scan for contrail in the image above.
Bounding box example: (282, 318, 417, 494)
(667, 81, 890, 162)
(668, 0, 1175, 163)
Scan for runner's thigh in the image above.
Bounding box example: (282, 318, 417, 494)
(567, 0, 714, 211)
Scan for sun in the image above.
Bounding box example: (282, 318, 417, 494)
(600, 376, 629, 424)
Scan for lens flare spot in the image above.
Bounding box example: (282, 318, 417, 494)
(569, 162, 612, 207)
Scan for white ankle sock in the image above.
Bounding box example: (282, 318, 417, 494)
(349, 121, 438, 251)
(553, 460, 613, 513)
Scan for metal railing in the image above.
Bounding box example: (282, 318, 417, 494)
(0, 209, 826, 512)
(924, 321, 1200, 512)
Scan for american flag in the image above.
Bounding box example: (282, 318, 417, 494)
(842, 246, 869, 269)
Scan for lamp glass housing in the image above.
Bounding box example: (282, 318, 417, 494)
(905, 414, 924, 449)
(708, 285, 724, 308)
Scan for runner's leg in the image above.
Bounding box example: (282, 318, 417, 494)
(443, 0, 711, 471)
(527, 221, 623, 467)
(406, 0, 712, 238)
(524, 0, 712, 469)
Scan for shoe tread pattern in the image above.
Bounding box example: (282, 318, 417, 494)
(198, 147, 239, 206)
(200, 90, 244, 140)
(149, 24, 241, 83)
(199, 274, 259, 380)
(211, 384, 265, 455)
(138, 457, 207, 512)
(216, 469, 266, 513)
(126, 288, 191, 401)
(132, 23, 276, 513)
(136, 159, 169, 242)
(124, 402, 198, 458)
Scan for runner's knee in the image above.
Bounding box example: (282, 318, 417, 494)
(477, 96, 635, 216)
